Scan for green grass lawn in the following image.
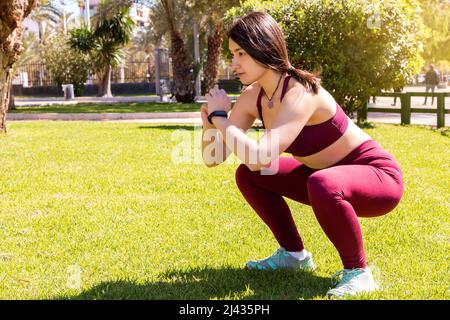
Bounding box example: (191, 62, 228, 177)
(10, 102, 202, 114)
(0, 122, 448, 300)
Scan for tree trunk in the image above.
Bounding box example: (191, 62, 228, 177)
(8, 84, 16, 111)
(161, 0, 194, 103)
(170, 29, 194, 103)
(98, 64, 113, 97)
(202, 20, 224, 95)
(0, 0, 38, 134)
(0, 67, 13, 133)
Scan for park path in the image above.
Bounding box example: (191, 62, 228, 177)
(9, 110, 449, 127)
(10, 88, 450, 127)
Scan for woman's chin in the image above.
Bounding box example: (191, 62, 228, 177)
(242, 75, 259, 85)
(236, 74, 255, 85)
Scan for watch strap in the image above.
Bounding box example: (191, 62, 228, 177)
(208, 110, 228, 124)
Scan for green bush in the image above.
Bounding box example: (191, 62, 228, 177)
(42, 33, 90, 96)
(225, 0, 425, 114)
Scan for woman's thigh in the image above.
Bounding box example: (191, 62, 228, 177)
(235, 156, 317, 205)
(308, 164, 404, 217)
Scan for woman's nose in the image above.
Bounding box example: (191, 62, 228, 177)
(231, 58, 240, 70)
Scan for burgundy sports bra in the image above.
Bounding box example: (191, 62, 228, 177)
(257, 75, 349, 157)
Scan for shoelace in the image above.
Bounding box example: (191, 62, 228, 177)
(331, 269, 345, 287)
(259, 248, 289, 265)
(273, 248, 288, 264)
(331, 269, 364, 287)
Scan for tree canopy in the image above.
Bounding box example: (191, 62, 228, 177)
(416, 0, 450, 71)
(225, 0, 426, 114)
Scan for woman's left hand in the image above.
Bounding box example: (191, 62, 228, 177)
(205, 85, 232, 114)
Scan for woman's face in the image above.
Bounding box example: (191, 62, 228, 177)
(228, 38, 267, 85)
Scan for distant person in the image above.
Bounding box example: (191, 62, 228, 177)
(391, 86, 403, 106)
(423, 64, 439, 105)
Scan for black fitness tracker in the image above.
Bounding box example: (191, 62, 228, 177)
(208, 110, 228, 124)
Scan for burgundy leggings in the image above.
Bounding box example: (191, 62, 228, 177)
(235, 140, 404, 269)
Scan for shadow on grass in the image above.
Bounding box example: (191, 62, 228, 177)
(11, 102, 201, 114)
(432, 127, 450, 137)
(394, 123, 450, 136)
(137, 125, 265, 131)
(356, 121, 450, 136)
(355, 121, 378, 129)
(61, 266, 330, 300)
(137, 125, 200, 131)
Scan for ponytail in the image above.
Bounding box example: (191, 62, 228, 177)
(287, 66, 321, 94)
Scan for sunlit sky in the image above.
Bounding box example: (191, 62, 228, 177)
(64, 0, 155, 16)
(55, 0, 83, 16)
(24, 0, 154, 34)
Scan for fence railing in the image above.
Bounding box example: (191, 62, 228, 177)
(13, 62, 155, 87)
(357, 92, 449, 128)
(12, 63, 54, 87)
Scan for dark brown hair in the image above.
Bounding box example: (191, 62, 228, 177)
(227, 11, 320, 94)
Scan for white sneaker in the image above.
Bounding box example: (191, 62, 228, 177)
(245, 247, 316, 271)
(326, 267, 376, 299)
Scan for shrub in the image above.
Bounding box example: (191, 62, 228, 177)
(225, 0, 426, 114)
(42, 33, 90, 96)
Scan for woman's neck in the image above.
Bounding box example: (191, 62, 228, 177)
(258, 70, 285, 98)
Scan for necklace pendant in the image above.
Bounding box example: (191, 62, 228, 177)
(267, 100, 274, 109)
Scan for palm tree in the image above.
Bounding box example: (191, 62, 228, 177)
(155, 0, 239, 99)
(29, 0, 68, 44)
(160, 0, 195, 103)
(191, 0, 239, 94)
(69, 0, 135, 97)
(202, 16, 224, 95)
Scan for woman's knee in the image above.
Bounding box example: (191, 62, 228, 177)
(307, 171, 342, 200)
(235, 163, 253, 187)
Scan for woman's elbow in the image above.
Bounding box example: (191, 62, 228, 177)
(204, 162, 219, 168)
(246, 163, 262, 171)
(246, 160, 273, 172)
(203, 159, 219, 168)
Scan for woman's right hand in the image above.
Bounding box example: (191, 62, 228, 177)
(200, 104, 215, 128)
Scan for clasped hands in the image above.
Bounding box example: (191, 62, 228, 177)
(205, 85, 232, 116)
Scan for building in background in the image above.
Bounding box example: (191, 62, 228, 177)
(78, 0, 151, 31)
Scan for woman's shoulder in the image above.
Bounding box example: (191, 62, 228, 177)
(230, 83, 261, 121)
(316, 87, 338, 109)
(284, 76, 308, 97)
(284, 78, 337, 117)
(234, 83, 261, 107)
(240, 82, 262, 98)
(282, 76, 310, 105)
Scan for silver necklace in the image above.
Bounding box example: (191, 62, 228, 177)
(263, 74, 283, 109)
